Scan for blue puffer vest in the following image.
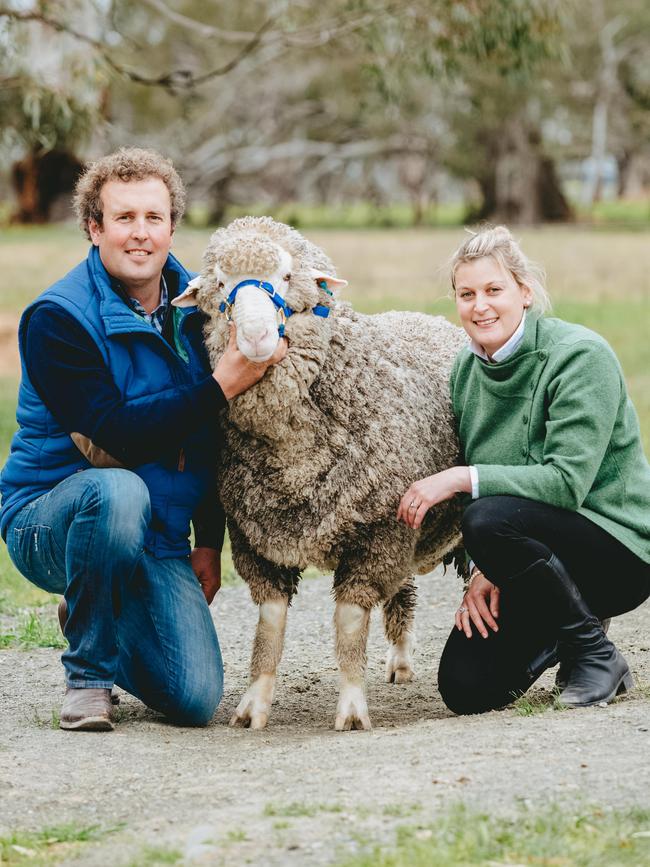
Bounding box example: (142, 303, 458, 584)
(0, 246, 213, 558)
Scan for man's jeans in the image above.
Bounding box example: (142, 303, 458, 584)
(5, 469, 223, 725)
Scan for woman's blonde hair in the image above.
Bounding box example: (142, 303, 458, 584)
(449, 225, 551, 314)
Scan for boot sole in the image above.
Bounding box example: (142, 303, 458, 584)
(60, 716, 114, 731)
(560, 670, 635, 708)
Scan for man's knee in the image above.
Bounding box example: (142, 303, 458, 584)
(78, 470, 150, 550)
(166, 669, 224, 727)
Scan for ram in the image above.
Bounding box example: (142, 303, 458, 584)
(175, 217, 466, 730)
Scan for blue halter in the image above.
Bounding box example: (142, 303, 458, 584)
(218, 279, 330, 337)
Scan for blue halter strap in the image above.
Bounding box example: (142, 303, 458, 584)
(218, 279, 330, 337)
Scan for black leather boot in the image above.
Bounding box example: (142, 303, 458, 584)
(526, 642, 559, 684)
(555, 618, 612, 690)
(528, 556, 633, 706)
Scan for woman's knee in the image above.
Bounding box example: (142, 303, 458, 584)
(461, 497, 512, 553)
(437, 629, 519, 715)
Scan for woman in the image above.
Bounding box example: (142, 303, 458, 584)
(398, 225, 650, 714)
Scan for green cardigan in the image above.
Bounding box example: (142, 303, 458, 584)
(450, 314, 650, 564)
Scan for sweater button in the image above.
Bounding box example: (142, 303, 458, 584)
(521, 447, 528, 457)
(522, 415, 528, 424)
(539, 351, 547, 360)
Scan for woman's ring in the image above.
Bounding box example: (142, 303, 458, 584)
(408, 501, 417, 509)
(458, 606, 468, 614)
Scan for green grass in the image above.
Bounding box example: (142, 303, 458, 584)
(127, 846, 182, 866)
(338, 802, 650, 867)
(513, 687, 567, 716)
(28, 706, 61, 730)
(576, 198, 650, 227)
(188, 201, 468, 230)
(263, 801, 345, 818)
(0, 609, 66, 649)
(0, 823, 111, 866)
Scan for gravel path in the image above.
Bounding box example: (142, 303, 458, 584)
(1, 567, 649, 865)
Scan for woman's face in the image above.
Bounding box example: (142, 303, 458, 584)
(454, 256, 532, 357)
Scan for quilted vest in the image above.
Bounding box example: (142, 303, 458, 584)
(0, 246, 213, 558)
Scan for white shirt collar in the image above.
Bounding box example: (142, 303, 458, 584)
(469, 310, 527, 363)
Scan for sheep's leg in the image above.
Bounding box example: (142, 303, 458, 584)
(230, 596, 288, 730)
(227, 520, 300, 730)
(334, 601, 372, 731)
(383, 577, 416, 684)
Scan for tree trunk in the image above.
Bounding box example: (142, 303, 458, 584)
(11, 149, 83, 224)
(473, 123, 571, 224)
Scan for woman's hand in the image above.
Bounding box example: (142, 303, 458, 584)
(455, 568, 500, 639)
(397, 467, 472, 529)
(213, 325, 288, 399)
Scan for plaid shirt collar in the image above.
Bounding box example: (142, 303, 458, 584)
(126, 276, 169, 335)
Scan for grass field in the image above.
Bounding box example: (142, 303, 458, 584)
(0, 224, 648, 611)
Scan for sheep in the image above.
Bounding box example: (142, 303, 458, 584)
(173, 217, 467, 730)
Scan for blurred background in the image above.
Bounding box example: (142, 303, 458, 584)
(1, 0, 650, 228)
(0, 1, 649, 613)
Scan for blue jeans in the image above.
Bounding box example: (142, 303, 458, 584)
(5, 469, 223, 725)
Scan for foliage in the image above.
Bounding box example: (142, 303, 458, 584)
(0, 2, 105, 167)
(0, 0, 568, 222)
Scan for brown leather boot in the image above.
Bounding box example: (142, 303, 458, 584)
(57, 598, 67, 634)
(60, 687, 114, 731)
(57, 599, 121, 707)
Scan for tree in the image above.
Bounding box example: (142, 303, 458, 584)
(1, 0, 570, 224)
(0, 1, 107, 221)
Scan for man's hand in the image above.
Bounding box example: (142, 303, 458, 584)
(397, 466, 472, 529)
(213, 326, 288, 400)
(191, 547, 222, 604)
(455, 568, 500, 639)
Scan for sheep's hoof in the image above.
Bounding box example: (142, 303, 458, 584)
(229, 708, 269, 730)
(334, 684, 372, 732)
(229, 685, 273, 730)
(386, 664, 415, 684)
(385, 638, 415, 684)
(334, 712, 372, 732)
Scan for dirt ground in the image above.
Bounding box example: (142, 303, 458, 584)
(1, 567, 649, 866)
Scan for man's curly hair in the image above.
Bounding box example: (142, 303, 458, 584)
(73, 147, 186, 240)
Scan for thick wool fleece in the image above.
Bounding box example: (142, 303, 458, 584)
(451, 314, 650, 564)
(197, 218, 468, 607)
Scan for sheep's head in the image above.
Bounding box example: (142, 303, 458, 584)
(173, 217, 346, 362)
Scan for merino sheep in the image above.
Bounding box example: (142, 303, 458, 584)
(174, 217, 467, 730)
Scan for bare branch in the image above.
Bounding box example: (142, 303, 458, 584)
(138, 0, 387, 49)
(183, 135, 435, 186)
(0, 7, 272, 91)
(138, 0, 258, 44)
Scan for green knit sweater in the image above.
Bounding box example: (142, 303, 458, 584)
(450, 314, 650, 564)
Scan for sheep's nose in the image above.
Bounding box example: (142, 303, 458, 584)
(241, 324, 270, 344)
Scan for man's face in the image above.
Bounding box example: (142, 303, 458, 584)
(88, 177, 174, 297)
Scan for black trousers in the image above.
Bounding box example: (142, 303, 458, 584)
(437, 496, 650, 715)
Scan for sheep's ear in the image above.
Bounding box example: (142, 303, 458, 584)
(311, 269, 348, 295)
(171, 275, 202, 307)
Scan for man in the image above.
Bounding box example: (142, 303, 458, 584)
(0, 148, 285, 731)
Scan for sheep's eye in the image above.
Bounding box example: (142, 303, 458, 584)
(283, 273, 291, 282)
(217, 281, 224, 290)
